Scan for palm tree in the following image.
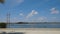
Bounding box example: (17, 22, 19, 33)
(0, 0, 4, 3)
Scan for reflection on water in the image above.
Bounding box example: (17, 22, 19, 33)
(7, 24, 60, 28)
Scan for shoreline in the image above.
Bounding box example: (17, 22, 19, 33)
(0, 28, 60, 34)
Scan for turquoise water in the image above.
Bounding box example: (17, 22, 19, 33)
(7, 24, 60, 28)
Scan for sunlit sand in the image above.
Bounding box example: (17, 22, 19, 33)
(0, 28, 60, 34)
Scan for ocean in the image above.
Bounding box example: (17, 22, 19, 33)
(7, 23, 60, 28)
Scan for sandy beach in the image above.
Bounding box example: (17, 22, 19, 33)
(0, 28, 60, 34)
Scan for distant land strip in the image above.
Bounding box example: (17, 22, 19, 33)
(8, 22, 60, 24)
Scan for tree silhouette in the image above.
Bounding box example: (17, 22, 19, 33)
(0, 0, 4, 3)
(0, 23, 6, 28)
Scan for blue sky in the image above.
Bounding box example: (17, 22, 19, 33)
(0, 0, 60, 22)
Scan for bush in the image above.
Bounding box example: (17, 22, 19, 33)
(0, 23, 6, 28)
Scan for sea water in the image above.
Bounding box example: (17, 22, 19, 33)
(7, 24, 60, 28)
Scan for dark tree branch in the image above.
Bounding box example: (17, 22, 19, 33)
(0, 0, 4, 3)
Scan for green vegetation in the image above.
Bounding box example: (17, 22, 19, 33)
(0, 22, 6, 28)
(17, 22, 29, 24)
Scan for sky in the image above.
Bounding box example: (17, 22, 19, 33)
(0, 0, 60, 22)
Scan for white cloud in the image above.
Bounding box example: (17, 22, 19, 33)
(26, 10, 38, 19)
(50, 8, 59, 14)
(25, 16, 48, 22)
(19, 13, 24, 16)
(38, 17, 47, 22)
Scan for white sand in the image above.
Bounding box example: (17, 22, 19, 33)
(0, 28, 60, 34)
